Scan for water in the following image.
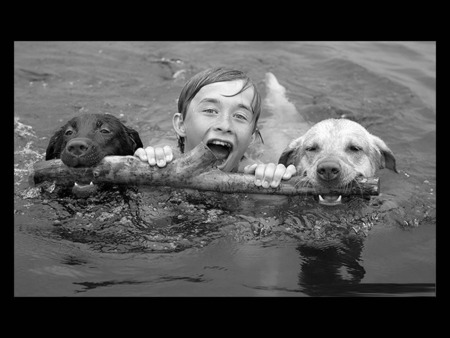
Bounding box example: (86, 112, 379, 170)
(14, 41, 436, 296)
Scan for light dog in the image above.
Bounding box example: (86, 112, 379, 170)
(278, 118, 397, 205)
(260, 72, 397, 205)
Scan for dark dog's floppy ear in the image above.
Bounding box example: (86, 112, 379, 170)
(125, 126, 143, 151)
(103, 114, 143, 151)
(372, 135, 398, 173)
(45, 127, 65, 160)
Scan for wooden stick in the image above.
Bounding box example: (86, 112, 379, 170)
(29, 143, 379, 196)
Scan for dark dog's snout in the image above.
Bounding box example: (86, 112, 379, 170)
(317, 160, 341, 181)
(66, 138, 91, 156)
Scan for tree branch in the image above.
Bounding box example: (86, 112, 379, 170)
(30, 143, 379, 196)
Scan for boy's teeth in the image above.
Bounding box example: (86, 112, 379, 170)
(211, 140, 231, 148)
(207, 140, 232, 161)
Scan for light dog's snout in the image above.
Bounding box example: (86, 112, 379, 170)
(317, 160, 341, 181)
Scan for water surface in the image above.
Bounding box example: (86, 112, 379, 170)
(14, 41, 436, 296)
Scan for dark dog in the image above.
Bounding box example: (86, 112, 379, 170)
(46, 113, 143, 167)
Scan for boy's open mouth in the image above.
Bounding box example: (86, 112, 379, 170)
(206, 139, 233, 161)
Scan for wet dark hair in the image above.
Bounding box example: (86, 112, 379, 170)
(176, 67, 262, 153)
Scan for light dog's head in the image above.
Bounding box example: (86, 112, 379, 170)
(278, 118, 397, 205)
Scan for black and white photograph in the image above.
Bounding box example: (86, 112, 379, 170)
(14, 41, 436, 297)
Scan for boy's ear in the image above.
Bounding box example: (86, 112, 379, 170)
(173, 113, 186, 137)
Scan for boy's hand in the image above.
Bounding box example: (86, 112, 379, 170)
(243, 163, 296, 188)
(134, 145, 174, 167)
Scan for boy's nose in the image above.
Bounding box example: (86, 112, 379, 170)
(214, 114, 232, 133)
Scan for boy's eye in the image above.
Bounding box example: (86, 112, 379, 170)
(203, 108, 218, 114)
(234, 112, 249, 121)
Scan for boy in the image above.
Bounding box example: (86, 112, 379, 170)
(134, 67, 296, 188)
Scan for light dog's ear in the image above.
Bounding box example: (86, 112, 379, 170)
(278, 148, 297, 166)
(371, 135, 398, 173)
(278, 137, 303, 166)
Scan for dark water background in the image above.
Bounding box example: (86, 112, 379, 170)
(14, 41, 436, 296)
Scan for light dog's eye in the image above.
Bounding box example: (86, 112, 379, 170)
(305, 145, 318, 152)
(348, 145, 362, 152)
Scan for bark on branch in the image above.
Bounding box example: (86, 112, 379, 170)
(29, 143, 379, 196)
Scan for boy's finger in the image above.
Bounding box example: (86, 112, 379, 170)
(145, 146, 156, 166)
(243, 163, 258, 174)
(134, 148, 147, 161)
(254, 164, 266, 186)
(261, 163, 276, 188)
(282, 164, 297, 179)
(270, 164, 286, 188)
(163, 145, 173, 162)
(154, 147, 166, 167)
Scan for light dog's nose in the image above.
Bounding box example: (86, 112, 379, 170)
(317, 160, 341, 181)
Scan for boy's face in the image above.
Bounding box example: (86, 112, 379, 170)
(174, 80, 255, 172)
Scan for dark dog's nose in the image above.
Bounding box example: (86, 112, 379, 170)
(317, 160, 341, 181)
(67, 139, 91, 156)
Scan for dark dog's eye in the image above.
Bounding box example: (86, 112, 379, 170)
(65, 130, 73, 136)
(100, 129, 111, 134)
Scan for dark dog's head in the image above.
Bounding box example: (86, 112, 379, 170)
(278, 118, 397, 205)
(45, 114, 143, 167)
